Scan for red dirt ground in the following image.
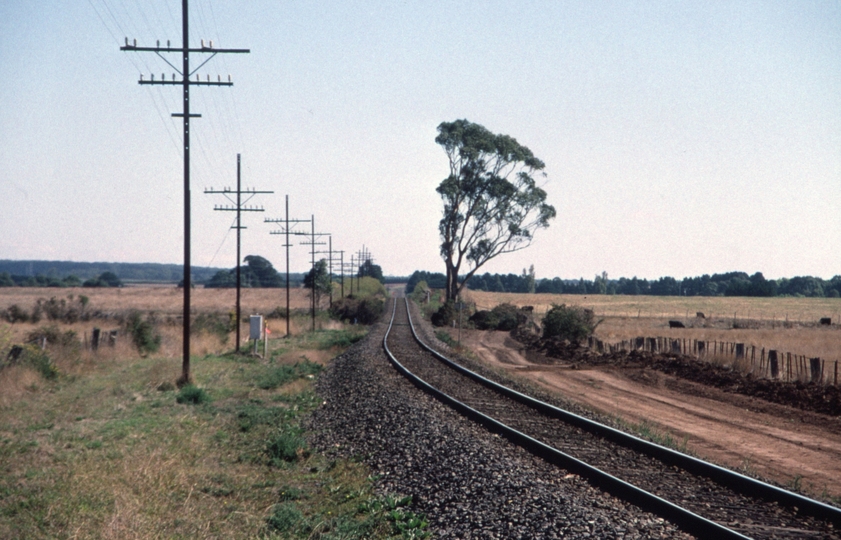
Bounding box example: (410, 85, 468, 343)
(451, 328, 841, 501)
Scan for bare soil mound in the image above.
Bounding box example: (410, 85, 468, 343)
(521, 335, 841, 417)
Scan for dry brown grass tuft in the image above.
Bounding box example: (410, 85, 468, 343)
(0, 365, 42, 407)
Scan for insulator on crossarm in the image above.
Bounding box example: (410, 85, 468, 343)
(162, 73, 165, 81)
(201, 39, 205, 48)
(209, 40, 213, 48)
(228, 74, 231, 83)
(140, 74, 144, 81)
(172, 73, 176, 81)
(157, 40, 160, 47)
(196, 74, 200, 81)
(167, 40, 171, 48)
(125, 37, 129, 46)
(151, 73, 155, 81)
(133, 39, 137, 47)
(218, 75, 221, 82)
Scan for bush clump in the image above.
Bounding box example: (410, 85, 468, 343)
(25, 325, 78, 347)
(4, 304, 30, 323)
(266, 502, 308, 533)
(410, 280, 431, 304)
(469, 303, 525, 331)
(176, 384, 210, 404)
(2, 344, 58, 380)
(125, 311, 161, 355)
(192, 312, 232, 343)
(430, 301, 456, 327)
(330, 297, 384, 325)
(541, 304, 599, 343)
(266, 429, 308, 465)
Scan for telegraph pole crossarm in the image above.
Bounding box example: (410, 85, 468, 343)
(121, 0, 249, 386)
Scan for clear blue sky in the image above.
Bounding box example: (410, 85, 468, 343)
(1, 1, 839, 280)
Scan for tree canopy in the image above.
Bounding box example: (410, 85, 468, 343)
(357, 259, 384, 283)
(205, 255, 283, 288)
(83, 271, 122, 288)
(303, 259, 333, 307)
(435, 119, 556, 301)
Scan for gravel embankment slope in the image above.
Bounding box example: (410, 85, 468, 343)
(308, 304, 693, 539)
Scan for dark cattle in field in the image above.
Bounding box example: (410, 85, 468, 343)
(668, 320, 685, 328)
(820, 317, 831, 325)
(696, 312, 705, 318)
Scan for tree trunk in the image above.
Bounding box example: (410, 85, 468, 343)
(445, 260, 459, 302)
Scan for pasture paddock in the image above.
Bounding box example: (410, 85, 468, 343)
(462, 290, 841, 365)
(0, 285, 312, 317)
(0, 285, 315, 344)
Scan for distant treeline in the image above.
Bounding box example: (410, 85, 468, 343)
(406, 270, 841, 298)
(0, 260, 223, 286)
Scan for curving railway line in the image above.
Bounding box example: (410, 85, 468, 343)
(383, 297, 841, 539)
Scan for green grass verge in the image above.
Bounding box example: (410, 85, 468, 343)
(0, 328, 428, 539)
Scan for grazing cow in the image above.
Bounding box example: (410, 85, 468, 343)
(696, 312, 705, 319)
(668, 320, 685, 328)
(820, 317, 831, 325)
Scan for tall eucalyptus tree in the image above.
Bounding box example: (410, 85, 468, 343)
(435, 119, 556, 301)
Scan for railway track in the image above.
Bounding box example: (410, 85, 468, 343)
(384, 297, 841, 539)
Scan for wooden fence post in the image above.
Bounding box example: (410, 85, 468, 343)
(810, 358, 822, 384)
(787, 352, 792, 381)
(91, 327, 101, 351)
(769, 350, 779, 379)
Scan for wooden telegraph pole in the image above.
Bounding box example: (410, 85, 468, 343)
(205, 154, 272, 352)
(266, 196, 311, 337)
(121, 0, 249, 385)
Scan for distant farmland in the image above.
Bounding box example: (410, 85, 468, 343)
(462, 290, 841, 363)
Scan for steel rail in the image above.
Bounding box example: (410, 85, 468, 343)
(401, 299, 841, 529)
(383, 298, 751, 540)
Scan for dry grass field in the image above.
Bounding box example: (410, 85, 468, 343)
(0, 285, 312, 318)
(0, 286, 317, 346)
(462, 290, 841, 363)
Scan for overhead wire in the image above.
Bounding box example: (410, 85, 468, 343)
(193, 1, 251, 265)
(190, 0, 247, 198)
(90, 0, 252, 265)
(89, 0, 182, 155)
(206, 214, 238, 267)
(204, 0, 244, 150)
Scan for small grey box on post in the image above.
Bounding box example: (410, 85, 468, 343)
(250, 315, 264, 356)
(250, 315, 264, 341)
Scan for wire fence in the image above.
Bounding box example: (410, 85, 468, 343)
(588, 336, 839, 386)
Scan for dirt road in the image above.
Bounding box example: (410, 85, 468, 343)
(452, 328, 841, 500)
